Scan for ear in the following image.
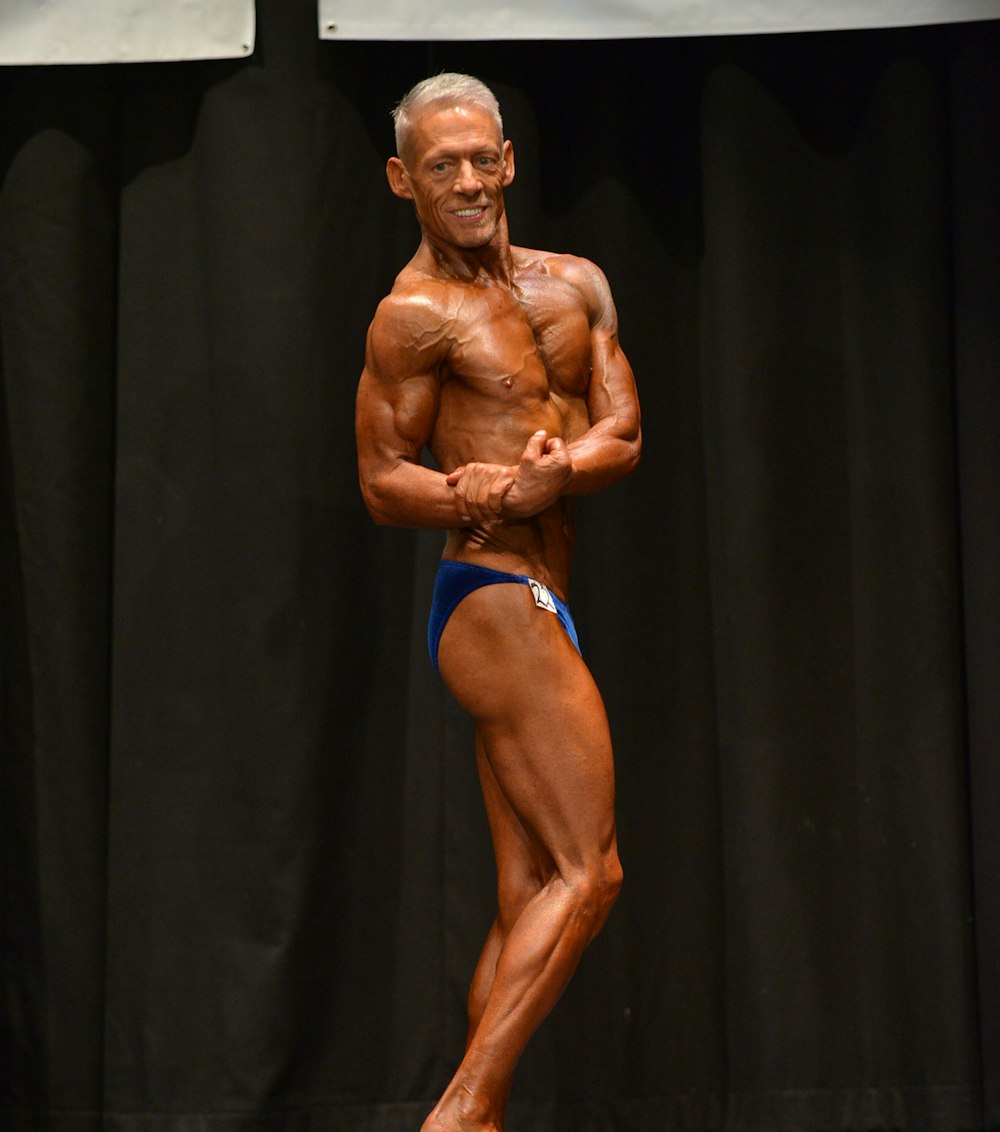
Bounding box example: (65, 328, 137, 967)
(386, 156, 413, 199)
(501, 139, 515, 187)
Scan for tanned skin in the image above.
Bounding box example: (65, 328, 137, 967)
(355, 93, 641, 1132)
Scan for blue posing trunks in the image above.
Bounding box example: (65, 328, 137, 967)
(428, 560, 581, 671)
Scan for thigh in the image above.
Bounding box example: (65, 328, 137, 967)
(438, 583, 617, 873)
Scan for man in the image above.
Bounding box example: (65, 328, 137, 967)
(355, 73, 641, 1132)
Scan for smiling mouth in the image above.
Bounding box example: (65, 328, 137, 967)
(453, 206, 488, 218)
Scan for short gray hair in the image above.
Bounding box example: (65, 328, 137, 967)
(393, 73, 504, 161)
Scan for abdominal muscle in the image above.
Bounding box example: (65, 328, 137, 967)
(430, 322, 589, 599)
(434, 393, 579, 599)
(442, 499, 575, 600)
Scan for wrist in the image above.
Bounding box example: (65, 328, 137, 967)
(561, 454, 577, 497)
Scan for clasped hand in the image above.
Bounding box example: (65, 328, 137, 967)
(446, 430, 572, 524)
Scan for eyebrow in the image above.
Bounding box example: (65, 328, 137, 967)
(424, 145, 500, 164)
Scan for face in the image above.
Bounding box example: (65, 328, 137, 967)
(388, 103, 515, 251)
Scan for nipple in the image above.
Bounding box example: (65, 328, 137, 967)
(501, 376, 514, 389)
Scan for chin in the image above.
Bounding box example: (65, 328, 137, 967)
(451, 224, 499, 249)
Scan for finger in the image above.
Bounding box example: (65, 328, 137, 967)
(487, 477, 509, 514)
(455, 466, 492, 522)
(450, 466, 475, 521)
(452, 489, 473, 523)
(475, 473, 511, 519)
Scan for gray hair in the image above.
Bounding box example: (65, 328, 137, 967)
(393, 73, 504, 161)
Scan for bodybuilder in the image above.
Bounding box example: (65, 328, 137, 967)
(355, 73, 641, 1132)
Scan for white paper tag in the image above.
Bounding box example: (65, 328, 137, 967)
(528, 579, 557, 615)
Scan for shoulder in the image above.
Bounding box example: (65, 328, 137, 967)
(372, 271, 456, 336)
(366, 273, 460, 375)
(514, 247, 607, 288)
(513, 247, 616, 329)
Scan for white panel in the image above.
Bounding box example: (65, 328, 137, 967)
(318, 0, 1000, 40)
(0, 0, 255, 64)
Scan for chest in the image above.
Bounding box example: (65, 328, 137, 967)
(445, 279, 592, 397)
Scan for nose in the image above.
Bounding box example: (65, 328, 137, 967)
(454, 160, 483, 194)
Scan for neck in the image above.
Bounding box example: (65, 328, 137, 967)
(420, 219, 514, 285)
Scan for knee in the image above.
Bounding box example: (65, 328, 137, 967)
(567, 851, 622, 938)
(599, 852, 624, 924)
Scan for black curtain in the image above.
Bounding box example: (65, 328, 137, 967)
(2, 4, 998, 1129)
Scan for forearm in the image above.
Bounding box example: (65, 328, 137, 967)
(563, 423, 641, 496)
(494, 421, 641, 522)
(361, 460, 463, 529)
(563, 316, 641, 497)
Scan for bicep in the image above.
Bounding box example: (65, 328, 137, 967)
(355, 302, 443, 473)
(587, 327, 640, 439)
(555, 256, 639, 431)
(576, 263, 640, 435)
(356, 358, 438, 469)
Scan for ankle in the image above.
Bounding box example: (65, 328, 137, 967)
(421, 1090, 502, 1132)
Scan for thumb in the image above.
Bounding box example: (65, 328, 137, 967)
(522, 429, 547, 460)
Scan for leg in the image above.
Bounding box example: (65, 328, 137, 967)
(465, 732, 543, 1049)
(423, 583, 622, 1132)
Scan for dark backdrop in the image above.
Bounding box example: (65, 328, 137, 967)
(2, 4, 998, 1129)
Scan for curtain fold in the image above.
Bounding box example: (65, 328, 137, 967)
(1, 76, 118, 1129)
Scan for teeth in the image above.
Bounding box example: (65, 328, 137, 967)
(455, 207, 485, 216)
